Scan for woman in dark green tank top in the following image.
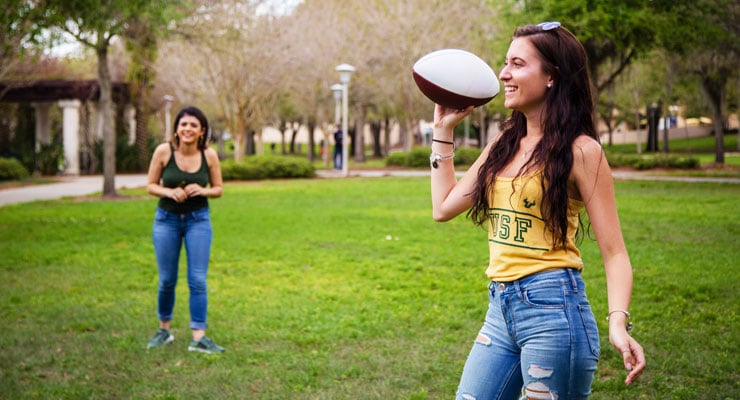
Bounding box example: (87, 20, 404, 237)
(158, 142, 211, 214)
(145, 106, 225, 354)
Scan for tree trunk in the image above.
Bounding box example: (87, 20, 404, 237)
(701, 75, 726, 164)
(246, 130, 255, 156)
(370, 120, 382, 157)
(477, 111, 487, 147)
(403, 117, 414, 151)
(306, 118, 316, 162)
(384, 117, 391, 155)
(232, 119, 245, 162)
(125, 19, 156, 171)
(97, 44, 117, 197)
(290, 127, 298, 154)
(134, 103, 149, 169)
(354, 106, 365, 163)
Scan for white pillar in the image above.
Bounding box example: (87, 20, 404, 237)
(31, 102, 52, 152)
(58, 99, 81, 175)
(125, 105, 136, 145)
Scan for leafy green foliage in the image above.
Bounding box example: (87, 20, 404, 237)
(498, 0, 656, 91)
(0, 157, 29, 180)
(455, 147, 483, 165)
(220, 156, 315, 180)
(385, 147, 429, 168)
(385, 147, 483, 168)
(385, 150, 409, 167)
(606, 153, 700, 170)
(36, 143, 64, 175)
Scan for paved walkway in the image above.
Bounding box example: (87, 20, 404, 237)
(0, 174, 150, 207)
(1, 169, 738, 207)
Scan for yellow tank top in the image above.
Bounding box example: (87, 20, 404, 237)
(485, 173, 584, 281)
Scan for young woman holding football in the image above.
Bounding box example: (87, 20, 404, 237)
(429, 22, 645, 399)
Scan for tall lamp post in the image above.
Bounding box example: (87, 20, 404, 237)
(331, 84, 343, 124)
(335, 63, 355, 177)
(330, 84, 343, 168)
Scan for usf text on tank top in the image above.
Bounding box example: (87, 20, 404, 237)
(486, 173, 585, 281)
(158, 143, 210, 214)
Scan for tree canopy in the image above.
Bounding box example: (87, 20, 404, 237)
(42, 0, 188, 194)
(9, 0, 739, 171)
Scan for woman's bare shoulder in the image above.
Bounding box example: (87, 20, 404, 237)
(153, 142, 171, 154)
(572, 135, 603, 163)
(203, 147, 221, 166)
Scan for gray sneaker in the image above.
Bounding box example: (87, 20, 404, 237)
(188, 336, 225, 354)
(147, 328, 174, 349)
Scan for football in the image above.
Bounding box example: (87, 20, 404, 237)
(412, 49, 499, 109)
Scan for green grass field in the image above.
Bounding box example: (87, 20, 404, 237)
(1, 177, 738, 399)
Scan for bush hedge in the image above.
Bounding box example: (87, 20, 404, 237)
(0, 157, 30, 181)
(386, 146, 483, 168)
(605, 153, 700, 170)
(221, 156, 315, 180)
(387, 147, 699, 171)
(37, 143, 64, 175)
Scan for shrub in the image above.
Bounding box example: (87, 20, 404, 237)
(669, 156, 700, 169)
(606, 153, 641, 168)
(37, 143, 63, 175)
(0, 157, 30, 181)
(606, 153, 700, 170)
(385, 148, 430, 168)
(385, 146, 483, 168)
(92, 136, 152, 174)
(221, 156, 315, 180)
(387, 147, 700, 171)
(385, 151, 408, 166)
(454, 146, 482, 165)
(407, 147, 431, 168)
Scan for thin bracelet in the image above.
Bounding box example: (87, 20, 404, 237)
(432, 138, 456, 150)
(606, 310, 633, 334)
(430, 151, 455, 169)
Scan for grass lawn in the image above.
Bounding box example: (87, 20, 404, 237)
(0, 177, 738, 399)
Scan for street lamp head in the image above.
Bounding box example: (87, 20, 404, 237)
(335, 63, 355, 84)
(331, 83, 343, 100)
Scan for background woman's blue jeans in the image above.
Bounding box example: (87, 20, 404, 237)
(456, 269, 600, 400)
(152, 207, 212, 331)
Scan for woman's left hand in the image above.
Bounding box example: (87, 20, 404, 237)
(184, 183, 208, 198)
(610, 328, 646, 385)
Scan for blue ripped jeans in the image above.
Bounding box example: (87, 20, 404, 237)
(152, 207, 212, 331)
(456, 269, 600, 400)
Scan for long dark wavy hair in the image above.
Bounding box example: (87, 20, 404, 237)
(468, 23, 598, 250)
(171, 106, 210, 150)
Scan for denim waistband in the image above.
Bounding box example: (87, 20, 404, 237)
(155, 206, 210, 220)
(489, 268, 581, 294)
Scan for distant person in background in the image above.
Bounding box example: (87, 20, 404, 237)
(429, 22, 645, 399)
(333, 124, 343, 170)
(145, 105, 225, 354)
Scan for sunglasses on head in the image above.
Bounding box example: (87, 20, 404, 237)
(537, 21, 561, 31)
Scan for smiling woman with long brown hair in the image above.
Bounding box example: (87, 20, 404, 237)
(429, 23, 645, 399)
